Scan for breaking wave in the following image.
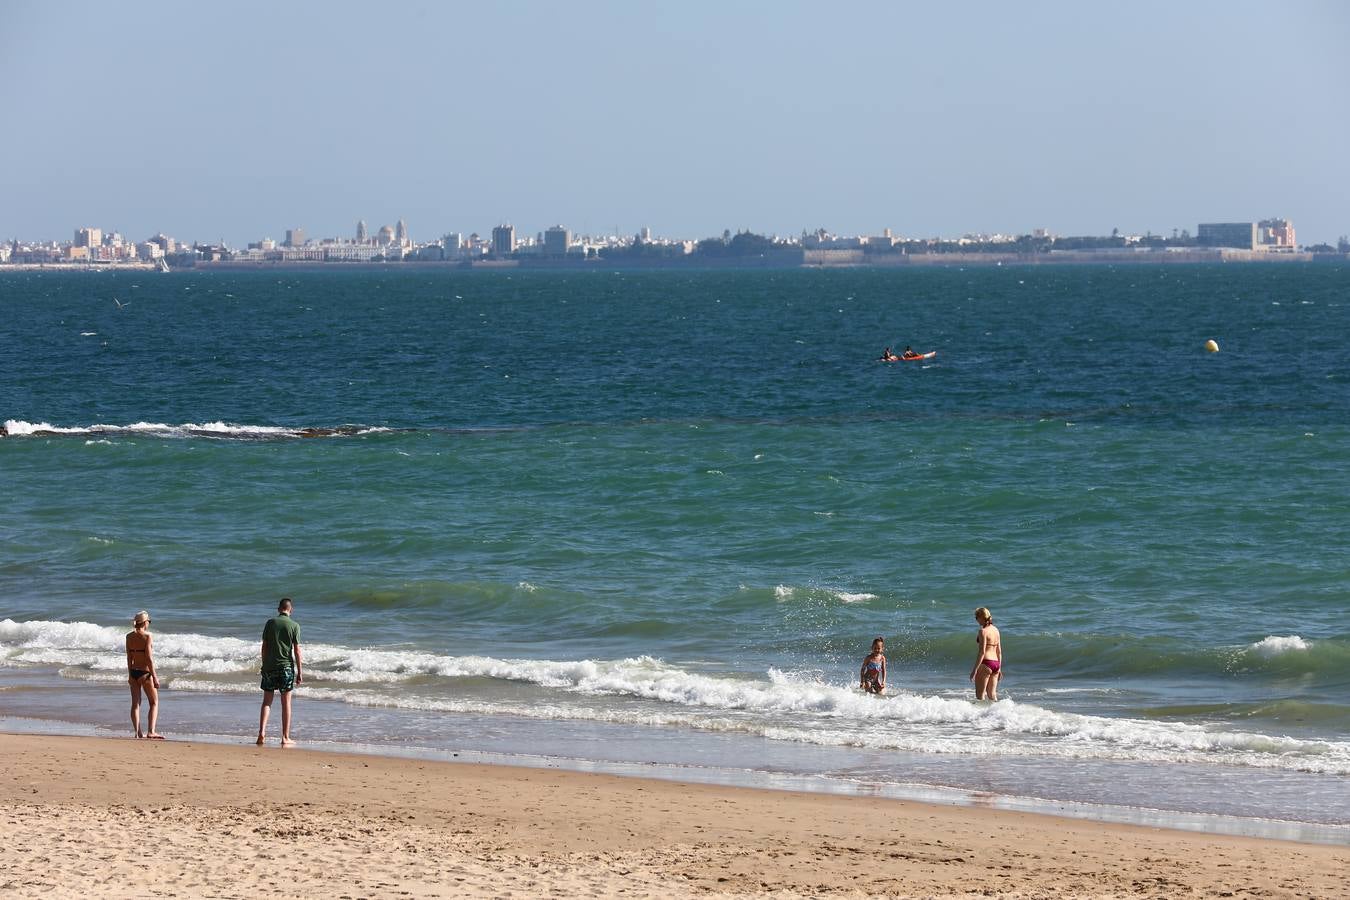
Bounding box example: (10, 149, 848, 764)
(2, 420, 394, 440)
(4, 618, 1349, 774)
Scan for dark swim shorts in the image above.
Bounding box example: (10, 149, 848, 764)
(260, 668, 296, 693)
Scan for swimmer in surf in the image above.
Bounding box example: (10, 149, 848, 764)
(859, 636, 887, 694)
(969, 607, 1001, 701)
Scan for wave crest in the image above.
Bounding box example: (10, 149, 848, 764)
(1248, 635, 1310, 656)
(2, 420, 393, 440)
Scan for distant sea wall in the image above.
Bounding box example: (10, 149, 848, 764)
(805, 248, 1316, 267)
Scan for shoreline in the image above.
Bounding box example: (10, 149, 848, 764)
(6, 711, 1347, 848)
(3, 731, 1346, 898)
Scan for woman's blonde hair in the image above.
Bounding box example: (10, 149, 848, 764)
(132, 610, 150, 626)
(974, 607, 993, 626)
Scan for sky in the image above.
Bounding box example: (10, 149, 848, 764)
(2, 1, 1347, 246)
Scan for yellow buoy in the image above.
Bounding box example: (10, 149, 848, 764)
(1204, 339, 1220, 353)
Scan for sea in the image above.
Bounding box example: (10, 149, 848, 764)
(2, 264, 1347, 843)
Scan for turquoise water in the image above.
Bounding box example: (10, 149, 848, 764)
(2, 266, 1348, 831)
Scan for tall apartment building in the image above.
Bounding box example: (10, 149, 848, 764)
(1258, 218, 1296, 249)
(543, 225, 570, 256)
(285, 227, 306, 248)
(74, 227, 103, 248)
(492, 224, 516, 257)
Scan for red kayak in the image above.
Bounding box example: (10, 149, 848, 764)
(882, 351, 937, 362)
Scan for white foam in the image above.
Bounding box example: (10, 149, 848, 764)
(2, 420, 387, 440)
(773, 585, 873, 604)
(5, 619, 1348, 774)
(5, 420, 81, 436)
(1249, 635, 1310, 656)
(182, 421, 295, 437)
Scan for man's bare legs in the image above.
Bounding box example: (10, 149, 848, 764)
(257, 689, 274, 745)
(257, 689, 296, 746)
(279, 691, 295, 747)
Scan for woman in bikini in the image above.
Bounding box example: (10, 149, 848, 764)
(126, 610, 162, 739)
(969, 607, 1002, 701)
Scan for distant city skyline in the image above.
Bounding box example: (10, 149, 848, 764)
(2, 2, 1347, 245)
(8, 215, 1327, 270)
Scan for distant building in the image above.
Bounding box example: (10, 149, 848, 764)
(1258, 218, 1296, 250)
(543, 225, 570, 256)
(278, 247, 325, 262)
(395, 219, 408, 245)
(285, 227, 306, 248)
(443, 232, 462, 251)
(492, 224, 515, 257)
(356, 220, 368, 243)
(1197, 222, 1257, 250)
(74, 227, 102, 248)
(324, 244, 386, 262)
(376, 224, 395, 244)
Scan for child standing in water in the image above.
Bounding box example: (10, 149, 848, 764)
(969, 607, 1002, 701)
(125, 610, 162, 739)
(859, 636, 887, 694)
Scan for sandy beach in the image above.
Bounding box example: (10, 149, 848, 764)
(0, 733, 1343, 898)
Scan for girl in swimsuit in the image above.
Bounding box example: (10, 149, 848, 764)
(126, 610, 162, 739)
(969, 607, 1002, 701)
(859, 636, 887, 694)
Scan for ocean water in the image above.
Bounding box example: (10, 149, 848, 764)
(2, 265, 1348, 839)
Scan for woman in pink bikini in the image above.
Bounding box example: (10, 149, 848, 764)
(969, 607, 1002, 701)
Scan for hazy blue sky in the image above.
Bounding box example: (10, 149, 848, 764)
(3, 1, 1347, 245)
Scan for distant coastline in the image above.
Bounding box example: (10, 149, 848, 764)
(1, 247, 1338, 274)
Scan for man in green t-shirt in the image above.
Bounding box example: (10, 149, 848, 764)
(256, 597, 303, 747)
